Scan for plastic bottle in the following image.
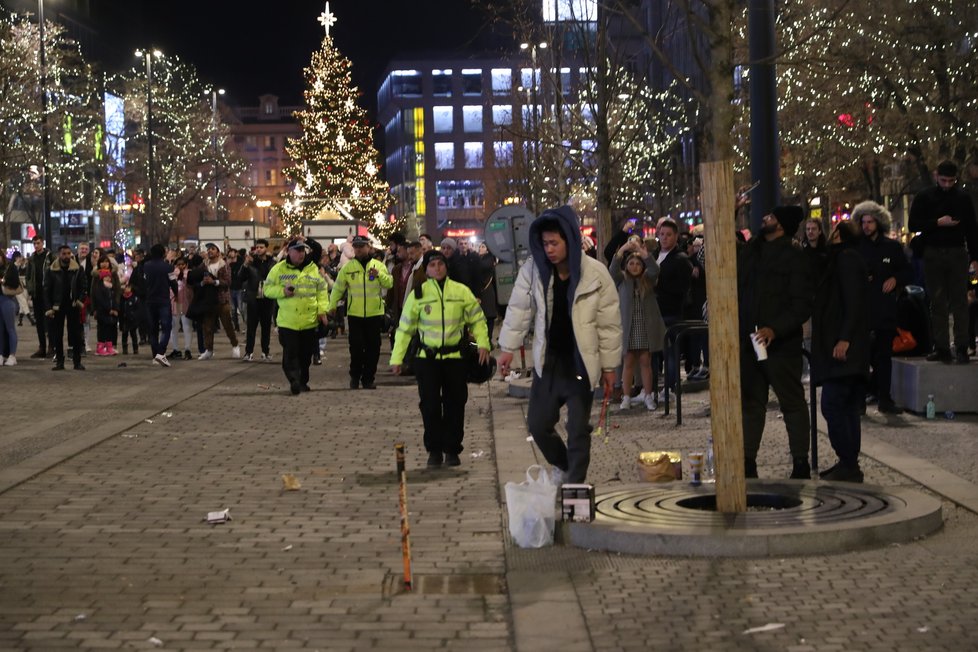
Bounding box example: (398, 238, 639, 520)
(925, 394, 936, 420)
(705, 437, 716, 482)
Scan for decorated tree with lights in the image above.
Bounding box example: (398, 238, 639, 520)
(282, 3, 390, 238)
(110, 54, 251, 245)
(0, 10, 102, 246)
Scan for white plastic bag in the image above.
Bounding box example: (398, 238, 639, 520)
(504, 465, 557, 548)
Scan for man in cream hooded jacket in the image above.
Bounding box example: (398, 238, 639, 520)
(497, 206, 621, 484)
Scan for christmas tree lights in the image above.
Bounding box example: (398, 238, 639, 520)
(282, 4, 391, 237)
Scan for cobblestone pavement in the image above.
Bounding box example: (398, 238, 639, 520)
(2, 323, 977, 651)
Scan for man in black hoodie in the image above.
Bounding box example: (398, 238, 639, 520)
(738, 205, 813, 479)
(497, 207, 621, 485)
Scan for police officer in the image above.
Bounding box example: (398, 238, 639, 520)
(328, 235, 393, 389)
(391, 250, 490, 467)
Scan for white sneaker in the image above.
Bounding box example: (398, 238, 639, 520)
(231, 345, 241, 359)
(656, 390, 674, 404)
(633, 391, 648, 407)
(153, 353, 171, 367)
(644, 393, 657, 411)
(619, 395, 632, 410)
(0, 356, 5, 366)
(5, 355, 16, 366)
(242, 353, 254, 362)
(260, 352, 271, 361)
(198, 350, 213, 360)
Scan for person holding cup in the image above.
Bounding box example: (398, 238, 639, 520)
(737, 205, 813, 480)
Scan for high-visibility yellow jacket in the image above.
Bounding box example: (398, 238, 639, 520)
(263, 260, 329, 330)
(328, 257, 392, 317)
(390, 277, 490, 363)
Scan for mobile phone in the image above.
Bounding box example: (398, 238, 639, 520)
(739, 180, 761, 199)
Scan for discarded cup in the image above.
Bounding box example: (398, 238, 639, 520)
(750, 332, 768, 361)
(688, 452, 705, 486)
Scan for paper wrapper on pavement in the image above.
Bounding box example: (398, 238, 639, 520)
(282, 474, 302, 491)
(637, 451, 682, 482)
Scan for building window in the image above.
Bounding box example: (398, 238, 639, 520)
(436, 180, 484, 209)
(264, 102, 274, 115)
(520, 68, 540, 91)
(432, 69, 453, 96)
(432, 106, 453, 133)
(491, 68, 512, 95)
(493, 141, 513, 166)
(462, 106, 483, 133)
(461, 69, 482, 95)
(492, 105, 512, 126)
(463, 142, 483, 168)
(434, 143, 454, 170)
(544, 0, 598, 22)
(391, 69, 422, 96)
(263, 135, 275, 150)
(264, 169, 276, 185)
(244, 135, 258, 150)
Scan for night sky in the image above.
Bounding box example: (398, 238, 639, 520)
(92, 0, 496, 115)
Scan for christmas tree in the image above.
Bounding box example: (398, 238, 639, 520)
(281, 3, 390, 237)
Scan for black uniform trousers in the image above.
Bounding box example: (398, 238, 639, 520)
(50, 308, 82, 367)
(347, 315, 382, 386)
(278, 326, 318, 388)
(414, 356, 468, 455)
(741, 349, 810, 462)
(923, 246, 970, 353)
(245, 298, 274, 355)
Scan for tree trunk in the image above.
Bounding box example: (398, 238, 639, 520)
(702, 0, 746, 513)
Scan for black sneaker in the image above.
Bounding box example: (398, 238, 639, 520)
(444, 452, 461, 467)
(289, 382, 301, 395)
(300, 384, 311, 392)
(74, 363, 86, 371)
(878, 399, 902, 414)
(926, 349, 953, 363)
(821, 464, 864, 483)
(790, 457, 811, 479)
(819, 463, 840, 479)
(31, 350, 47, 359)
(954, 348, 970, 364)
(349, 378, 359, 389)
(361, 381, 377, 390)
(51, 362, 64, 371)
(183, 350, 192, 360)
(426, 452, 443, 467)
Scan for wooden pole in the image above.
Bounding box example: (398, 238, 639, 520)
(700, 160, 747, 513)
(395, 442, 413, 590)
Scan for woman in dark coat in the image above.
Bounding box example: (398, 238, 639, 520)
(812, 220, 870, 482)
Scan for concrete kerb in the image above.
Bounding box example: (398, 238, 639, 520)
(490, 379, 595, 652)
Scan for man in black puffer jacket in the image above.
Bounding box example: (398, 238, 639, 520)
(738, 205, 813, 479)
(44, 245, 88, 371)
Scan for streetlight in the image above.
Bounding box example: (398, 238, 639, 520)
(519, 41, 548, 211)
(209, 88, 225, 221)
(36, 0, 50, 248)
(135, 48, 162, 243)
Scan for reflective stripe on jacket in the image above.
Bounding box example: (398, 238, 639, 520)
(263, 260, 330, 330)
(390, 278, 490, 363)
(328, 257, 392, 317)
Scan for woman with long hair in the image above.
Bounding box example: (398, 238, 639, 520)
(610, 238, 666, 411)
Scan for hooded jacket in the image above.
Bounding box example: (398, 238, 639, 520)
(811, 242, 870, 384)
(498, 206, 622, 388)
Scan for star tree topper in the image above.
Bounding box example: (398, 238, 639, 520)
(318, 2, 337, 35)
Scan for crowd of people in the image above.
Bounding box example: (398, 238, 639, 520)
(1, 161, 976, 483)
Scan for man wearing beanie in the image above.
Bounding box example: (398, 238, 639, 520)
(737, 204, 813, 479)
(854, 200, 910, 412)
(908, 160, 978, 364)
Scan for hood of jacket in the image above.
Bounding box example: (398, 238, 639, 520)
(49, 257, 80, 273)
(528, 205, 584, 304)
(851, 200, 892, 235)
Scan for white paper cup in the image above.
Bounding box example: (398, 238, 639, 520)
(750, 332, 768, 361)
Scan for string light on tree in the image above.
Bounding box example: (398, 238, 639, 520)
(281, 3, 390, 236)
